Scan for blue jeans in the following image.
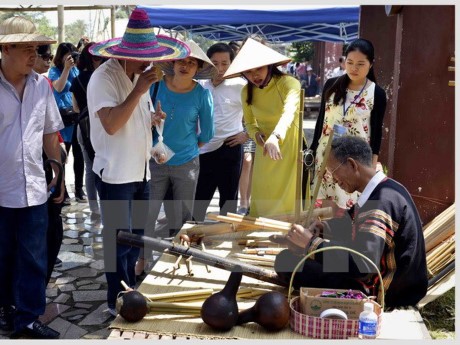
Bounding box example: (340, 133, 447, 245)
(0, 204, 48, 331)
(95, 175, 149, 308)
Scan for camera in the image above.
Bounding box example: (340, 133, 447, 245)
(71, 51, 80, 62)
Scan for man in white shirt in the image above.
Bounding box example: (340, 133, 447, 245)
(193, 43, 247, 221)
(86, 8, 190, 316)
(0, 16, 63, 339)
(332, 56, 346, 78)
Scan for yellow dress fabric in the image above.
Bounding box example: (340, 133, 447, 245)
(242, 75, 302, 217)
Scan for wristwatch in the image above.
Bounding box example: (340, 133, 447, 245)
(272, 131, 281, 140)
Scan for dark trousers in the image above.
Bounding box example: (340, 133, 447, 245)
(95, 175, 149, 308)
(193, 143, 243, 221)
(64, 126, 84, 191)
(0, 204, 48, 331)
(46, 202, 63, 285)
(274, 249, 365, 292)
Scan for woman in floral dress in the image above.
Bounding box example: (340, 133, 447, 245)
(310, 39, 387, 210)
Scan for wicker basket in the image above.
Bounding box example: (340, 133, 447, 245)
(287, 246, 384, 339)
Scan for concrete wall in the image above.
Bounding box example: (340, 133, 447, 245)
(360, 5, 455, 224)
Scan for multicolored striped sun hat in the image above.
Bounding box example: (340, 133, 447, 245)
(89, 8, 190, 62)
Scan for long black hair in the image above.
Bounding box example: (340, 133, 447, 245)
(52, 42, 77, 71)
(325, 38, 377, 106)
(245, 66, 285, 105)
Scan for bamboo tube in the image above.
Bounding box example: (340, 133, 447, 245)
(225, 212, 294, 228)
(233, 253, 276, 262)
(236, 259, 275, 267)
(242, 248, 283, 255)
(187, 207, 333, 239)
(143, 289, 214, 301)
(273, 207, 333, 223)
(295, 89, 305, 222)
(148, 301, 202, 311)
(302, 127, 336, 228)
(207, 214, 291, 232)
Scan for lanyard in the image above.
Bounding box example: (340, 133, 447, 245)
(343, 78, 368, 117)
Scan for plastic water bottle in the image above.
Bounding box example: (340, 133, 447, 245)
(358, 302, 378, 339)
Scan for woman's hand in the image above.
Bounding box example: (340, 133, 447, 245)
(225, 131, 249, 147)
(64, 54, 75, 70)
(263, 134, 282, 160)
(255, 131, 266, 146)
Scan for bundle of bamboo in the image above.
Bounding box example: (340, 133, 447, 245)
(423, 203, 455, 252)
(422, 203, 455, 279)
(425, 234, 455, 279)
(186, 207, 333, 239)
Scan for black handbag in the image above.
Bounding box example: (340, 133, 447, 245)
(59, 107, 79, 127)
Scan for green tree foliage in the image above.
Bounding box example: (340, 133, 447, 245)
(0, 11, 57, 40)
(65, 20, 88, 47)
(290, 41, 314, 62)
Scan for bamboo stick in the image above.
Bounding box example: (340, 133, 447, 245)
(143, 289, 214, 301)
(242, 248, 284, 255)
(207, 214, 291, 232)
(302, 127, 336, 227)
(295, 89, 305, 222)
(225, 212, 294, 227)
(236, 259, 275, 267)
(233, 253, 276, 262)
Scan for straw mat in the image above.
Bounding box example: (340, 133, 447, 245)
(109, 227, 305, 339)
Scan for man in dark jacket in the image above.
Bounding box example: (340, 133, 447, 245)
(274, 136, 428, 309)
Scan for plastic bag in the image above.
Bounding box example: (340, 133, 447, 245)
(151, 119, 175, 164)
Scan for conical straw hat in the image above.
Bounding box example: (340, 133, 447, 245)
(155, 40, 218, 79)
(223, 38, 291, 79)
(0, 16, 56, 45)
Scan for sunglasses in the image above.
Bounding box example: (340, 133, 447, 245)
(38, 53, 54, 61)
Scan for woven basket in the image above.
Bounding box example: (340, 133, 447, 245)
(287, 246, 384, 339)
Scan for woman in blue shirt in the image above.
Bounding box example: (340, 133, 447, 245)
(49, 42, 85, 202)
(147, 40, 216, 240)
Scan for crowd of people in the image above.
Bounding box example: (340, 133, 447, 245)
(0, 8, 428, 339)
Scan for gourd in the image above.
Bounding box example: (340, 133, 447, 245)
(200, 268, 243, 331)
(237, 291, 290, 331)
(116, 290, 149, 322)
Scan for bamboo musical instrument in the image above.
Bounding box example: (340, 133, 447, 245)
(117, 232, 286, 286)
(295, 89, 305, 221)
(302, 124, 346, 227)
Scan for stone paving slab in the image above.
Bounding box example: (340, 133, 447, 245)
(39, 303, 71, 324)
(54, 293, 71, 304)
(60, 244, 84, 252)
(61, 309, 90, 317)
(48, 317, 88, 339)
(74, 303, 92, 309)
(78, 302, 112, 326)
(55, 276, 77, 285)
(67, 267, 99, 278)
(72, 290, 107, 302)
(56, 251, 93, 271)
(58, 283, 76, 292)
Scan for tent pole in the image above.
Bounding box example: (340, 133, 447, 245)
(57, 5, 64, 44)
